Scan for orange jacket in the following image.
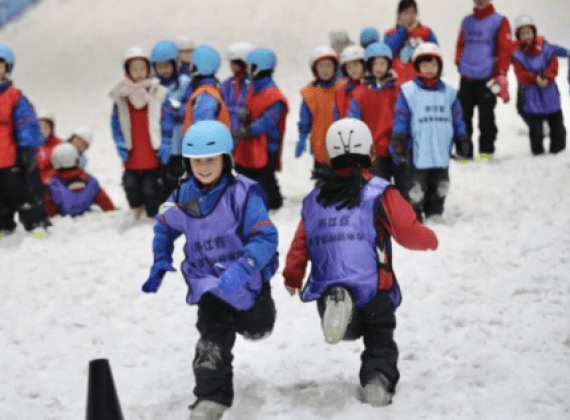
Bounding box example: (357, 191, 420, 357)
(182, 84, 231, 132)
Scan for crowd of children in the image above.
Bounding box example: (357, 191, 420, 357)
(2, 0, 569, 418)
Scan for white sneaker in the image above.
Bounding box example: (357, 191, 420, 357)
(322, 287, 353, 345)
(189, 400, 227, 420)
(362, 375, 393, 407)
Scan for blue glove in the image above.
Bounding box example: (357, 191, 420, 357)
(400, 44, 414, 64)
(142, 261, 175, 293)
(220, 258, 256, 294)
(118, 146, 129, 162)
(158, 144, 171, 166)
(295, 137, 307, 158)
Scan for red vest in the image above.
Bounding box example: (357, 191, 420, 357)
(0, 86, 22, 169)
(334, 79, 357, 119)
(125, 104, 160, 170)
(234, 86, 288, 170)
(36, 134, 63, 184)
(389, 24, 434, 86)
(353, 84, 399, 157)
(182, 84, 231, 133)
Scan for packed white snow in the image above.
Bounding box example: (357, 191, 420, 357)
(1, 0, 569, 419)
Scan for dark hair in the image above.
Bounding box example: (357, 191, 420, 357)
(398, 0, 417, 13)
(365, 56, 393, 74)
(515, 25, 537, 41)
(152, 59, 179, 82)
(414, 55, 442, 77)
(183, 153, 234, 183)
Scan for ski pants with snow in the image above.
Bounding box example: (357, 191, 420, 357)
(192, 283, 276, 407)
(525, 111, 566, 155)
(458, 78, 498, 156)
(122, 169, 163, 217)
(317, 290, 400, 393)
(398, 165, 449, 222)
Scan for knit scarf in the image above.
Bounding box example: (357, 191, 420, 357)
(117, 78, 153, 109)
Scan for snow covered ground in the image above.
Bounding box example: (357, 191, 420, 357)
(1, 0, 570, 419)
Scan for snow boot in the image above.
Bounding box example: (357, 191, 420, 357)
(322, 286, 353, 344)
(189, 400, 227, 420)
(362, 374, 393, 407)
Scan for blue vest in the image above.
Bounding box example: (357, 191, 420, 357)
(401, 80, 456, 169)
(513, 43, 561, 115)
(48, 176, 99, 217)
(221, 75, 250, 132)
(459, 13, 503, 79)
(161, 175, 266, 311)
(301, 177, 391, 308)
(164, 74, 192, 156)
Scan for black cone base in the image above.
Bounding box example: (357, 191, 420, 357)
(86, 359, 124, 420)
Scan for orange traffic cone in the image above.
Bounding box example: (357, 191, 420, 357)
(86, 359, 124, 420)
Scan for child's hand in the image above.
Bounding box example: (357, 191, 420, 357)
(536, 76, 548, 88)
(295, 137, 307, 158)
(286, 285, 300, 296)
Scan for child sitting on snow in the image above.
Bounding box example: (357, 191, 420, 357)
(67, 126, 92, 169)
(44, 143, 116, 217)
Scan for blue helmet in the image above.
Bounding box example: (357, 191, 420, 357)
(359, 27, 380, 48)
(150, 40, 179, 63)
(0, 44, 15, 73)
(246, 48, 276, 77)
(191, 45, 221, 76)
(182, 120, 234, 158)
(364, 42, 393, 61)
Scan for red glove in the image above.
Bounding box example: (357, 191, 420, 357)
(495, 74, 510, 103)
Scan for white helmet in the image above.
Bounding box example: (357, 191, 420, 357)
(124, 46, 148, 64)
(412, 42, 443, 64)
(178, 36, 195, 51)
(326, 118, 373, 160)
(340, 45, 365, 65)
(514, 14, 536, 37)
(51, 143, 80, 169)
(71, 126, 93, 145)
(310, 45, 338, 67)
(37, 109, 55, 123)
(226, 42, 254, 62)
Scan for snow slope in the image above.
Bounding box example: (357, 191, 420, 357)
(1, 0, 570, 419)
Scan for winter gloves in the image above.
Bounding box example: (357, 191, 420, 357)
(390, 133, 407, 163)
(142, 261, 176, 293)
(220, 257, 256, 294)
(454, 136, 472, 160)
(295, 136, 307, 158)
(232, 126, 251, 140)
(487, 75, 510, 103)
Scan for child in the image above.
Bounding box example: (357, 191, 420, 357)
(359, 27, 380, 49)
(44, 143, 116, 217)
(512, 15, 566, 155)
(0, 44, 49, 239)
(347, 43, 400, 181)
(142, 121, 279, 420)
(384, 0, 439, 86)
(151, 40, 193, 194)
(36, 110, 63, 184)
(296, 46, 342, 168)
(182, 45, 231, 132)
(455, 0, 513, 161)
(178, 36, 195, 77)
(334, 45, 365, 120)
(68, 126, 92, 169)
(221, 42, 254, 141)
(109, 46, 175, 226)
(390, 43, 469, 223)
(232, 47, 288, 210)
(283, 118, 438, 408)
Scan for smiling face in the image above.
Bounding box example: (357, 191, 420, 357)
(371, 57, 390, 79)
(315, 58, 336, 81)
(398, 6, 418, 28)
(344, 60, 364, 81)
(155, 61, 175, 78)
(518, 26, 535, 44)
(418, 57, 440, 78)
(190, 155, 224, 188)
(127, 58, 150, 82)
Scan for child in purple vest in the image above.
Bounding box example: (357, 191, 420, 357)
(142, 121, 278, 420)
(512, 15, 566, 155)
(283, 118, 438, 408)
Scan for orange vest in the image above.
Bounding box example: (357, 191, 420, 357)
(182, 84, 231, 133)
(0, 86, 22, 169)
(234, 86, 288, 171)
(301, 80, 342, 164)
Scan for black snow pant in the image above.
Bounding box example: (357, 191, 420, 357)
(122, 168, 164, 217)
(193, 283, 276, 407)
(457, 78, 498, 156)
(524, 111, 566, 155)
(398, 164, 449, 222)
(163, 155, 185, 200)
(317, 290, 400, 393)
(235, 155, 283, 210)
(370, 156, 396, 182)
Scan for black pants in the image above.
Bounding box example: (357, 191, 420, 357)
(398, 165, 449, 221)
(193, 283, 276, 407)
(163, 156, 185, 200)
(525, 111, 566, 155)
(0, 165, 47, 232)
(458, 78, 498, 156)
(317, 291, 399, 392)
(122, 169, 163, 217)
(370, 157, 395, 182)
(235, 161, 283, 210)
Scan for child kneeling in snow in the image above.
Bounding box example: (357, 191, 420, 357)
(44, 143, 116, 217)
(142, 121, 279, 420)
(283, 118, 438, 407)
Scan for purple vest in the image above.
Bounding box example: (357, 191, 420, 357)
(48, 176, 99, 217)
(513, 44, 561, 115)
(301, 177, 391, 308)
(160, 176, 264, 311)
(459, 13, 503, 80)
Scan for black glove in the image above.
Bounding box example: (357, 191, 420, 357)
(237, 108, 249, 124)
(232, 126, 251, 140)
(455, 136, 471, 160)
(268, 151, 279, 171)
(390, 134, 406, 163)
